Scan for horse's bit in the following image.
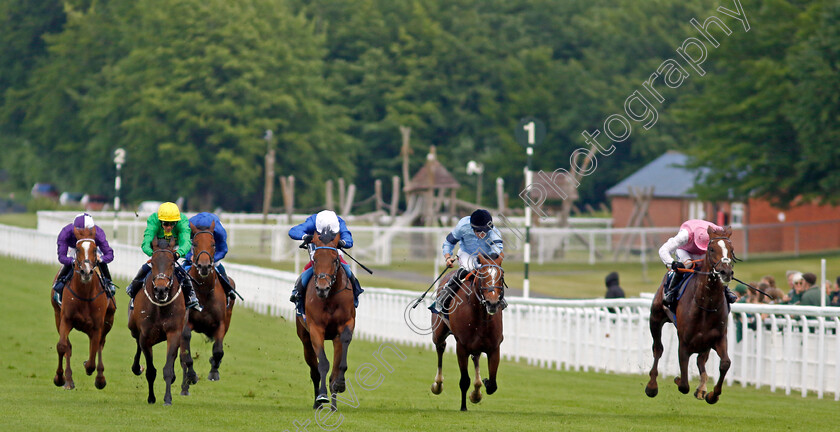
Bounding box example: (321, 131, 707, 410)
(191, 230, 215, 265)
(474, 263, 504, 306)
(313, 246, 341, 289)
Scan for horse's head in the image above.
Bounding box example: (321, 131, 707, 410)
(73, 227, 98, 284)
(190, 221, 216, 278)
(150, 238, 177, 302)
(311, 229, 341, 298)
(705, 225, 735, 285)
(475, 252, 505, 315)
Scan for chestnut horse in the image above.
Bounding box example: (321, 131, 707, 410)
(180, 220, 235, 395)
(51, 227, 116, 390)
(128, 237, 187, 405)
(295, 229, 355, 410)
(431, 253, 504, 411)
(645, 225, 735, 404)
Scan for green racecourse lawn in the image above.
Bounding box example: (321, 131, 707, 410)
(1, 256, 838, 431)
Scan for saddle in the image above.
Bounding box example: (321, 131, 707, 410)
(665, 272, 695, 315)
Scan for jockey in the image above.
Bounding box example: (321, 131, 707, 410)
(124, 202, 202, 311)
(431, 209, 505, 312)
(288, 210, 363, 315)
(52, 213, 117, 306)
(182, 212, 236, 301)
(658, 219, 737, 306)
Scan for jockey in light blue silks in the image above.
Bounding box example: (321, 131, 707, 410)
(430, 209, 505, 313)
(182, 212, 237, 301)
(288, 210, 364, 315)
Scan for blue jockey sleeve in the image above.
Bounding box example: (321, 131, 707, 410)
(288, 214, 317, 240)
(213, 219, 228, 261)
(338, 217, 353, 248)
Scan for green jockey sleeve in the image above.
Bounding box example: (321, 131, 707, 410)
(141, 213, 160, 257)
(174, 216, 191, 257)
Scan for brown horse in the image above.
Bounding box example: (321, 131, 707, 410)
(645, 225, 735, 404)
(128, 237, 187, 405)
(180, 221, 235, 395)
(295, 229, 355, 410)
(51, 227, 116, 390)
(431, 253, 505, 411)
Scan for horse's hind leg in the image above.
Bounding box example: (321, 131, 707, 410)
(208, 324, 226, 381)
(330, 325, 353, 395)
(483, 347, 500, 395)
(430, 316, 449, 395)
(469, 354, 482, 404)
(705, 338, 731, 405)
(456, 344, 470, 411)
(694, 350, 710, 400)
(645, 314, 665, 397)
(84, 328, 101, 376)
(180, 324, 198, 395)
(163, 330, 180, 406)
(131, 338, 143, 376)
(297, 320, 322, 409)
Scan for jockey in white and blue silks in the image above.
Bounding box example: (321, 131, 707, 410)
(288, 210, 363, 315)
(431, 209, 505, 313)
(182, 212, 236, 300)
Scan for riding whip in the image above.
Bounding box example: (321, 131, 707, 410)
(338, 248, 373, 275)
(732, 277, 776, 300)
(411, 266, 450, 309)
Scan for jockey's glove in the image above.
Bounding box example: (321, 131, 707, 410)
(338, 239, 347, 249)
(302, 234, 313, 244)
(670, 261, 685, 271)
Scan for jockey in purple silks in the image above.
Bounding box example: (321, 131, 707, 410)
(658, 219, 737, 306)
(52, 213, 117, 306)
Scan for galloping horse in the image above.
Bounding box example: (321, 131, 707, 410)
(51, 226, 116, 390)
(645, 225, 735, 404)
(180, 221, 235, 395)
(295, 229, 356, 410)
(128, 237, 187, 405)
(431, 253, 505, 411)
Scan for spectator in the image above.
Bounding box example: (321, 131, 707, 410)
(734, 283, 748, 303)
(760, 275, 777, 291)
(798, 273, 821, 306)
(783, 271, 804, 304)
(830, 276, 840, 307)
(766, 286, 786, 304)
(604, 271, 625, 299)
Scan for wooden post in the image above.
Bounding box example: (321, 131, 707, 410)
(496, 177, 505, 215)
(400, 126, 412, 190)
(281, 175, 295, 224)
(325, 179, 334, 210)
(342, 184, 356, 217)
(338, 178, 346, 212)
(260, 130, 276, 252)
(390, 176, 400, 219)
(375, 179, 383, 213)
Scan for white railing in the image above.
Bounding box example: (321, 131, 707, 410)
(5, 222, 840, 400)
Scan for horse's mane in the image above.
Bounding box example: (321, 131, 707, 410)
(318, 229, 337, 244)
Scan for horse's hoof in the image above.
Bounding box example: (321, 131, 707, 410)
(131, 365, 143, 376)
(315, 394, 329, 405)
(430, 382, 442, 395)
(694, 389, 706, 400)
(148, 396, 156, 404)
(164, 401, 172, 406)
(645, 385, 658, 398)
(460, 406, 468, 412)
(705, 391, 719, 405)
(54, 375, 65, 387)
(469, 391, 482, 404)
(331, 380, 345, 393)
(84, 361, 95, 376)
(208, 371, 219, 381)
(188, 371, 198, 384)
(95, 376, 106, 390)
(482, 378, 497, 395)
(63, 382, 75, 390)
(181, 390, 190, 396)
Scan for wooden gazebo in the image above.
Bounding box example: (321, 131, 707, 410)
(404, 146, 461, 226)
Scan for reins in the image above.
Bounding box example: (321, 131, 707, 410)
(65, 239, 106, 302)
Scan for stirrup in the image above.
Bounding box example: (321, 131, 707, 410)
(53, 291, 62, 307)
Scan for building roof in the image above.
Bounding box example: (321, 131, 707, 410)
(606, 151, 706, 199)
(404, 147, 461, 192)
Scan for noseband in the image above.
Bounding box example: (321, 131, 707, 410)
(74, 238, 97, 277)
(313, 246, 340, 290)
(151, 248, 176, 290)
(707, 237, 733, 280)
(191, 230, 215, 268)
(473, 263, 504, 306)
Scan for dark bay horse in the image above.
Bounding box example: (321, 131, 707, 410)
(646, 225, 735, 404)
(51, 227, 116, 390)
(431, 253, 505, 411)
(128, 237, 187, 405)
(295, 229, 355, 410)
(180, 221, 235, 395)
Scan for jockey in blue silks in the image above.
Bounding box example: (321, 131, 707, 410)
(288, 210, 363, 315)
(430, 209, 505, 313)
(182, 212, 237, 301)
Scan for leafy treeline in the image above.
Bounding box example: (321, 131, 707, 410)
(0, 0, 834, 211)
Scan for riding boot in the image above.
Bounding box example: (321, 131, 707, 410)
(98, 262, 118, 297)
(52, 264, 73, 306)
(724, 286, 737, 304)
(215, 264, 236, 300)
(126, 264, 151, 298)
(663, 271, 682, 307)
(290, 276, 307, 315)
(439, 268, 468, 313)
(351, 275, 364, 308)
(177, 268, 203, 312)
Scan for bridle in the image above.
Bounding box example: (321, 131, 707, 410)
(473, 263, 505, 307)
(705, 237, 734, 280)
(144, 248, 181, 306)
(312, 246, 341, 290)
(191, 230, 216, 271)
(64, 238, 106, 302)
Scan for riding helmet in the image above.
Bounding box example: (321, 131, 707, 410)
(157, 202, 182, 222)
(470, 209, 493, 232)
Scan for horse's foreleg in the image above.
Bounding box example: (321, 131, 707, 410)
(674, 345, 691, 394)
(645, 315, 665, 397)
(180, 323, 197, 395)
(297, 321, 321, 409)
(706, 339, 731, 405)
(468, 354, 483, 404)
(310, 327, 330, 406)
(142, 339, 157, 404)
(330, 325, 353, 395)
(694, 350, 710, 400)
(84, 328, 100, 376)
(456, 344, 470, 412)
(208, 324, 226, 382)
(484, 347, 500, 395)
(131, 338, 143, 376)
(54, 319, 71, 388)
(163, 331, 180, 406)
(430, 316, 449, 395)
